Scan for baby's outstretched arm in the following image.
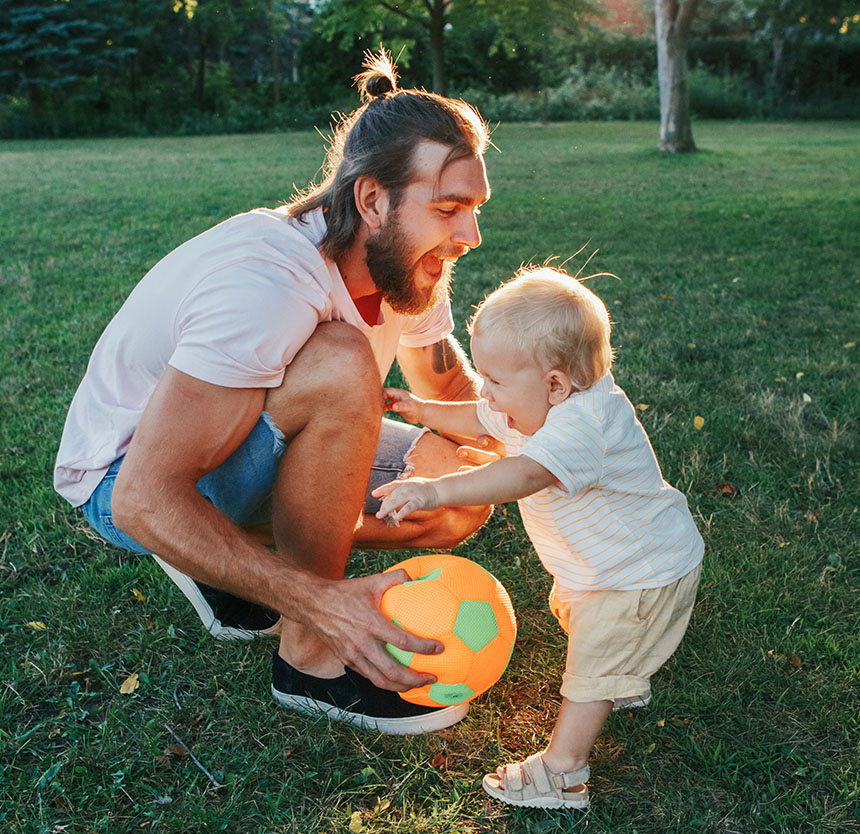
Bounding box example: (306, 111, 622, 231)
(373, 477, 442, 526)
(373, 455, 558, 525)
(383, 387, 485, 444)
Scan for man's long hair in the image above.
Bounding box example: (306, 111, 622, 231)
(287, 50, 490, 262)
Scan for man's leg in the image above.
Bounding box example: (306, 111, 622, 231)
(243, 426, 491, 552)
(264, 323, 479, 733)
(259, 322, 385, 675)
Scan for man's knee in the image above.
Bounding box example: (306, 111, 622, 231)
(291, 321, 379, 388)
(264, 322, 382, 432)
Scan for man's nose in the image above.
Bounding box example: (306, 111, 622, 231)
(453, 211, 482, 250)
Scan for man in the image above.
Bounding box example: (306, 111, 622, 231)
(54, 52, 494, 735)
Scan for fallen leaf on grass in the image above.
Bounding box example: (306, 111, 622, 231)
(789, 655, 802, 668)
(166, 743, 188, 757)
(430, 751, 449, 769)
(844, 342, 856, 349)
(712, 482, 738, 497)
(373, 798, 391, 815)
(27, 621, 47, 631)
(636, 403, 650, 411)
(131, 588, 146, 602)
(348, 811, 364, 833)
(120, 672, 140, 694)
(804, 510, 819, 523)
(693, 416, 705, 430)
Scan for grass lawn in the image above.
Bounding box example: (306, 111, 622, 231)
(1, 121, 858, 834)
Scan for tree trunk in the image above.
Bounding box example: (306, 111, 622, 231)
(771, 35, 783, 88)
(655, 0, 699, 153)
(27, 81, 43, 119)
(428, 0, 447, 95)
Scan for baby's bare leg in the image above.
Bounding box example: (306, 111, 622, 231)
(540, 698, 613, 787)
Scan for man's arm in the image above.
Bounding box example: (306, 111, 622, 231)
(396, 335, 504, 458)
(396, 334, 480, 402)
(111, 366, 441, 690)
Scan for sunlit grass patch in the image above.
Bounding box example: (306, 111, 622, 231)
(1, 122, 858, 833)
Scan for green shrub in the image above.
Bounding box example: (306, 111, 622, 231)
(688, 66, 755, 119)
(459, 63, 658, 123)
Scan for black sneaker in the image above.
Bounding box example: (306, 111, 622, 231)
(151, 554, 280, 640)
(271, 652, 469, 735)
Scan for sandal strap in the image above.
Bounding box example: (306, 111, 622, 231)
(551, 763, 590, 789)
(502, 754, 589, 801)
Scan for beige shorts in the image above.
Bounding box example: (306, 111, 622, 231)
(549, 563, 702, 708)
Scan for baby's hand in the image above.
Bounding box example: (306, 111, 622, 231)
(382, 388, 425, 425)
(372, 477, 441, 526)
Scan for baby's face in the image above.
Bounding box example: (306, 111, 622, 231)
(471, 333, 554, 436)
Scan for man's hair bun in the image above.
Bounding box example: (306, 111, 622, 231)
(354, 49, 399, 102)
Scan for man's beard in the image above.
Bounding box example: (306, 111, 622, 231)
(365, 212, 453, 315)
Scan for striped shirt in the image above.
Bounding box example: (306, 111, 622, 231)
(476, 372, 704, 595)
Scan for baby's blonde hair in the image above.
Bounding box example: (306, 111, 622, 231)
(468, 266, 614, 391)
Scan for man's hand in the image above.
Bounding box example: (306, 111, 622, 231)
(455, 439, 504, 468)
(383, 387, 426, 425)
(304, 568, 442, 690)
(371, 477, 441, 527)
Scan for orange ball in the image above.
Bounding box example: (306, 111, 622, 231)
(380, 553, 517, 707)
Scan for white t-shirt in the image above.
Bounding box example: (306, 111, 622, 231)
(55, 207, 453, 507)
(476, 372, 704, 594)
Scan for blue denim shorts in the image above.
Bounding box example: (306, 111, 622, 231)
(80, 414, 425, 553)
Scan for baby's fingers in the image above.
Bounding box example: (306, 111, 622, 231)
(376, 492, 406, 520)
(371, 480, 399, 499)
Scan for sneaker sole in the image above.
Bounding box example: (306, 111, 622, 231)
(152, 554, 281, 641)
(271, 685, 469, 735)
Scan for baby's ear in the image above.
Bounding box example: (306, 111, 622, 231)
(546, 369, 573, 405)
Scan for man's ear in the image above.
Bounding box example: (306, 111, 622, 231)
(546, 369, 573, 405)
(353, 176, 390, 231)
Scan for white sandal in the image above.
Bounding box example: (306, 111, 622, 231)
(482, 752, 590, 809)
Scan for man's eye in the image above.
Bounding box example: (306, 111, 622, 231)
(437, 208, 456, 216)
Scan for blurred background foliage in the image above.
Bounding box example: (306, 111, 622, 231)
(0, 0, 858, 138)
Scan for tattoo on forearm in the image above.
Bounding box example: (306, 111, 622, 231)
(431, 340, 458, 374)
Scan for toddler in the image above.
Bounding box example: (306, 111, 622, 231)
(373, 266, 704, 809)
